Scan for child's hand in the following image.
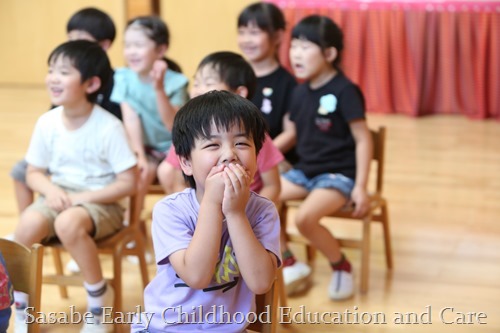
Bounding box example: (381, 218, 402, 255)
(351, 186, 369, 218)
(222, 163, 251, 217)
(204, 164, 226, 205)
(45, 187, 71, 212)
(150, 59, 167, 91)
(137, 155, 149, 179)
(68, 192, 90, 206)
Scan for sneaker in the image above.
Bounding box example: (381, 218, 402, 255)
(329, 270, 354, 300)
(15, 305, 27, 333)
(66, 259, 81, 274)
(80, 285, 114, 333)
(282, 261, 312, 295)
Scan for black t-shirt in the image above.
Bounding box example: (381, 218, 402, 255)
(289, 72, 365, 179)
(251, 66, 298, 163)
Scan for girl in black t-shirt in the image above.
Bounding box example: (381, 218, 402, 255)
(281, 15, 374, 301)
(237, 2, 297, 167)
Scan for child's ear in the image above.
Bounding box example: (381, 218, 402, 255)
(98, 39, 112, 51)
(85, 77, 102, 95)
(234, 86, 249, 99)
(179, 156, 193, 176)
(324, 47, 338, 64)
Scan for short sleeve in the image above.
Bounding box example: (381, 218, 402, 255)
(250, 197, 282, 267)
(102, 121, 137, 173)
(165, 146, 181, 169)
(151, 193, 195, 265)
(25, 116, 51, 169)
(339, 84, 365, 122)
(110, 68, 128, 104)
(257, 134, 284, 173)
(164, 70, 189, 107)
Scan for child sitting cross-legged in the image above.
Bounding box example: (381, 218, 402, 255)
(13, 40, 137, 333)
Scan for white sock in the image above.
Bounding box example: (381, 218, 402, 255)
(83, 280, 107, 309)
(13, 291, 28, 310)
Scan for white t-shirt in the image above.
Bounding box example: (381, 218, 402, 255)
(25, 105, 136, 190)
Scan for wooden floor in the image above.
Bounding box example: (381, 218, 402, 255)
(1, 86, 499, 332)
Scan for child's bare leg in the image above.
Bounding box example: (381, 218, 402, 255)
(294, 188, 347, 262)
(54, 207, 102, 283)
(14, 210, 50, 247)
(13, 180, 34, 214)
(279, 176, 308, 253)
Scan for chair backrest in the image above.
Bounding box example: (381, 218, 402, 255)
(0, 239, 43, 333)
(247, 278, 278, 333)
(371, 126, 386, 195)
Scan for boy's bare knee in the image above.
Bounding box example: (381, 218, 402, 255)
(16, 210, 48, 245)
(54, 210, 91, 243)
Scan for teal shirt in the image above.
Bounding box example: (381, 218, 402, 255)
(111, 67, 189, 152)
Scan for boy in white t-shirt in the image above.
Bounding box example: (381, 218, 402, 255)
(13, 40, 137, 333)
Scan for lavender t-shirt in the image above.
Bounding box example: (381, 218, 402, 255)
(132, 188, 281, 333)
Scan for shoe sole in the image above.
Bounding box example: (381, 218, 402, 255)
(286, 272, 312, 296)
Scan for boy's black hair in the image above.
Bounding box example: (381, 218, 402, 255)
(292, 15, 344, 70)
(66, 7, 116, 43)
(238, 2, 286, 35)
(172, 90, 267, 189)
(48, 40, 112, 103)
(198, 51, 257, 100)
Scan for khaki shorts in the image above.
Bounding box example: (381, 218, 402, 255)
(26, 189, 125, 242)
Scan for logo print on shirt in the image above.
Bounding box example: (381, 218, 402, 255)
(174, 244, 240, 293)
(317, 94, 337, 115)
(261, 87, 273, 114)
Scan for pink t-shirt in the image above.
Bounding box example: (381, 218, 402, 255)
(165, 134, 283, 192)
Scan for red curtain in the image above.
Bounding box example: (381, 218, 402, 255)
(267, 0, 500, 119)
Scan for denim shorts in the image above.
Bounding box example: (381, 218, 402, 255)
(282, 168, 355, 199)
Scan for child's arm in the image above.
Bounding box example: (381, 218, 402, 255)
(26, 165, 71, 212)
(68, 167, 137, 205)
(121, 102, 148, 173)
(151, 60, 179, 132)
(350, 120, 373, 217)
(272, 113, 297, 154)
(258, 166, 281, 207)
(224, 164, 278, 294)
(168, 164, 226, 289)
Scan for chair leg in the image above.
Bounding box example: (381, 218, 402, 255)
(135, 234, 150, 289)
(276, 267, 287, 308)
(381, 202, 393, 269)
(51, 247, 68, 298)
(305, 245, 316, 267)
(360, 217, 371, 293)
(112, 245, 124, 333)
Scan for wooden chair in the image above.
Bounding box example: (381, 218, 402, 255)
(0, 239, 44, 333)
(247, 271, 280, 333)
(42, 195, 149, 332)
(280, 126, 393, 294)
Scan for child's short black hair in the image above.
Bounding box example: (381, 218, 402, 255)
(198, 51, 257, 100)
(172, 90, 267, 189)
(48, 40, 112, 103)
(238, 2, 286, 35)
(66, 7, 116, 43)
(292, 15, 344, 70)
